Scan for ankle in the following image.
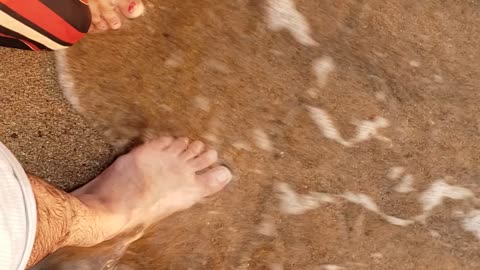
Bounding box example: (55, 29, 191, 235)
(26, 176, 108, 267)
(70, 194, 130, 245)
(56, 197, 103, 249)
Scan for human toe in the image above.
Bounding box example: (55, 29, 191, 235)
(167, 137, 190, 155)
(102, 10, 122, 30)
(189, 149, 218, 171)
(196, 166, 232, 197)
(180, 141, 205, 161)
(118, 0, 145, 19)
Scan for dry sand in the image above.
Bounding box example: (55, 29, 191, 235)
(0, 48, 113, 190)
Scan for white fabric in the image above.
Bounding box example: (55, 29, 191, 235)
(0, 142, 36, 270)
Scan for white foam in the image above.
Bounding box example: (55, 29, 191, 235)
(257, 216, 277, 237)
(312, 56, 335, 88)
(373, 51, 387, 58)
(193, 96, 210, 112)
(265, 0, 318, 46)
(276, 183, 323, 215)
(387, 166, 405, 180)
(164, 52, 184, 68)
(409, 60, 421, 67)
(374, 91, 387, 101)
(55, 50, 82, 112)
(384, 215, 414, 226)
(252, 128, 274, 152)
(394, 174, 416, 193)
(201, 133, 219, 143)
(342, 192, 413, 226)
(419, 180, 474, 214)
(307, 87, 319, 98)
(343, 192, 380, 213)
(452, 210, 465, 218)
(159, 104, 173, 112)
(270, 263, 284, 270)
(276, 177, 477, 232)
(317, 265, 345, 270)
(306, 106, 351, 146)
(429, 230, 441, 238)
(270, 49, 285, 56)
(433, 74, 444, 83)
(371, 252, 383, 260)
(146, 25, 156, 33)
(462, 210, 480, 240)
(252, 169, 264, 175)
(232, 140, 252, 151)
(311, 192, 337, 204)
(306, 106, 391, 146)
(205, 59, 231, 74)
(349, 117, 391, 144)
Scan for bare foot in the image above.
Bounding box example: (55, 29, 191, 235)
(88, 0, 145, 32)
(71, 137, 232, 242)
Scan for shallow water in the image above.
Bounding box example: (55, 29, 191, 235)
(15, 0, 480, 269)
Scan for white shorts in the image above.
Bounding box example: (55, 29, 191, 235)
(0, 142, 36, 270)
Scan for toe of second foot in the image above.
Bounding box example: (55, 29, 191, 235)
(118, 0, 145, 18)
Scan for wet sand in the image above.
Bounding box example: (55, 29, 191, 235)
(3, 0, 480, 269)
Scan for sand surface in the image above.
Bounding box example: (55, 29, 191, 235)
(2, 0, 480, 269)
(0, 49, 113, 190)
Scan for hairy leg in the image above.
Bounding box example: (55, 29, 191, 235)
(27, 137, 232, 268)
(26, 176, 103, 268)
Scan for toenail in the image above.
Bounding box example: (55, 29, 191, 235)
(128, 2, 137, 13)
(215, 168, 232, 184)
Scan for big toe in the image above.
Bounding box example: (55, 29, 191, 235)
(196, 166, 232, 197)
(118, 0, 145, 18)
